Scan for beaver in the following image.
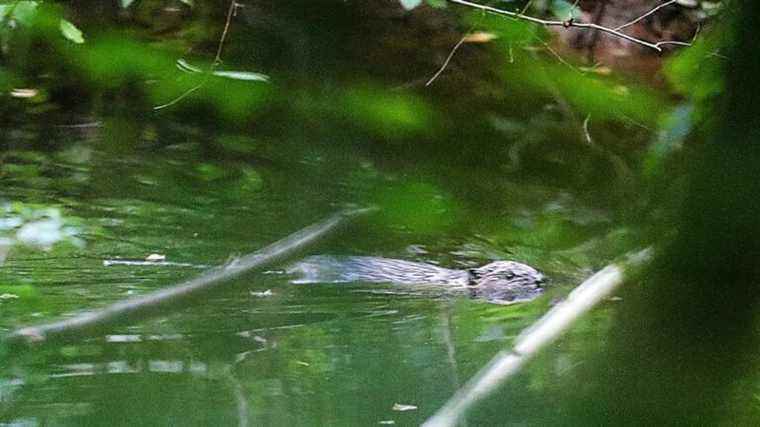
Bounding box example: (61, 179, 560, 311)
(287, 256, 544, 304)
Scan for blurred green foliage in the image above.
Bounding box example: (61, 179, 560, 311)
(0, 1, 84, 46)
(665, 23, 727, 123)
(342, 86, 435, 138)
(465, 11, 666, 126)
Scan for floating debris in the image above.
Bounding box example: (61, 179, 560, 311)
(392, 403, 418, 412)
(250, 289, 273, 298)
(103, 259, 205, 268)
(145, 253, 166, 262)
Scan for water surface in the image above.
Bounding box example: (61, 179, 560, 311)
(0, 126, 625, 425)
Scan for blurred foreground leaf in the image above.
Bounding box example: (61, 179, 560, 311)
(550, 0, 582, 20)
(399, 0, 423, 11)
(59, 19, 84, 44)
(342, 87, 434, 138)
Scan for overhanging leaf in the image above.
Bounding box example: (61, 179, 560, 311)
(176, 58, 203, 73)
(550, 0, 581, 20)
(176, 59, 269, 82)
(399, 0, 423, 11)
(11, 1, 39, 26)
(211, 70, 269, 82)
(59, 19, 84, 44)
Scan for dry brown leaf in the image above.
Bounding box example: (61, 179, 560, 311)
(463, 32, 498, 44)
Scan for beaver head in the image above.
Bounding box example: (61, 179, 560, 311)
(468, 261, 545, 304)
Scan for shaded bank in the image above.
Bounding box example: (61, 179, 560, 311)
(570, 1, 760, 424)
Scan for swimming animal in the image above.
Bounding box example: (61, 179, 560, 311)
(287, 256, 544, 304)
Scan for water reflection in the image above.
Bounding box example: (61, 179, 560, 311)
(2, 289, 544, 425)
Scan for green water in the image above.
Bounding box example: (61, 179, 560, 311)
(0, 124, 626, 425)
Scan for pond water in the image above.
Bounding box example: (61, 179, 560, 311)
(0, 122, 630, 425)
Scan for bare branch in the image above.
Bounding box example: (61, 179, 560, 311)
(447, 0, 690, 53)
(615, 0, 677, 31)
(3, 208, 376, 347)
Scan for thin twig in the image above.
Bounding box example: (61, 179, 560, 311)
(654, 40, 692, 48)
(222, 369, 250, 427)
(153, 82, 205, 110)
(440, 304, 463, 391)
(426, 35, 469, 86)
(215, 0, 238, 66)
(422, 249, 652, 427)
(440, 304, 467, 426)
(446, 0, 689, 53)
(582, 114, 592, 144)
(520, 0, 536, 16)
(614, 0, 677, 31)
(154, 0, 238, 110)
(539, 39, 576, 71)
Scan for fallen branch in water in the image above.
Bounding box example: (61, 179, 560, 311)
(422, 248, 652, 427)
(446, 0, 691, 52)
(3, 207, 375, 348)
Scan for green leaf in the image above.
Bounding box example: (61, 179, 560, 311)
(59, 19, 84, 44)
(211, 70, 269, 82)
(550, 0, 581, 20)
(399, 0, 423, 11)
(11, 1, 39, 26)
(176, 59, 269, 82)
(119, 0, 136, 8)
(179, 0, 194, 7)
(176, 58, 203, 73)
